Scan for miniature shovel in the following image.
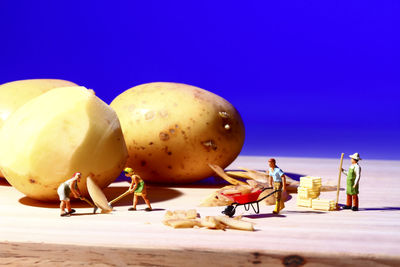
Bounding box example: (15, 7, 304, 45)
(108, 189, 131, 207)
(79, 196, 98, 214)
(336, 153, 345, 210)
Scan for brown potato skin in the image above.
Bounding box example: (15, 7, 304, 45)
(110, 82, 245, 184)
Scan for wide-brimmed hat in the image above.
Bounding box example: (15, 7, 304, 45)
(349, 153, 361, 161)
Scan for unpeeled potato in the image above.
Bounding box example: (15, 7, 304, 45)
(0, 79, 77, 178)
(110, 82, 245, 183)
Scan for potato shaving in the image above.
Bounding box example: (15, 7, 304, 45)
(163, 210, 255, 231)
(164, 209, 198, 220)
(163, 219, 201, 229)
(214, 216, 254, 231)
(200, 216, 226, 230)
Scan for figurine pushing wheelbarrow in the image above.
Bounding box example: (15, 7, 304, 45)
(208, 163, 282, 217)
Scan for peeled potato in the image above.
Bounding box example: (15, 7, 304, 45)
(0, 79, 77, 178)
(0, 86, 128, 201)
(0, 79, 77, 128)
(110, 82, 245, 183)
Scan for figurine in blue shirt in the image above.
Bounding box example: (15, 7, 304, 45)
(267, 158, 287, 214)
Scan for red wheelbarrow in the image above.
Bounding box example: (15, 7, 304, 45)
(221, 187, 280, 217)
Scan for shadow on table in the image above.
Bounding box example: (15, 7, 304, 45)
(19, 197, 93, 209)
(151, 176, 230, 189)
(19, 187, 182, 209)
(104, 186, 182, 207)
(244, 213, 286, 219)
(334, 204, 400, 212)
(71, 212, 98, 216)
(114, 172, 226, 188)
(283, 210, 327, 214)
(358, 207, 400, 212)
(0, 179, 11, 186)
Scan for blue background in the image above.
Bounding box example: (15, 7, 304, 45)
(1, 1, 399, 160)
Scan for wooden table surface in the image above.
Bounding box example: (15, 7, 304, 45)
(1, 156, 400, 266)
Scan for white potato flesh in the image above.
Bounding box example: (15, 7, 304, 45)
(0, 79, 78, 178)
(0, 86, 128, 201)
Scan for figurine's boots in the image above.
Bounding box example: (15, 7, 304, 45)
(273, 201, 281, 214)
(279, 199, 285, 211)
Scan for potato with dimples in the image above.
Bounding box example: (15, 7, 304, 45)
(110, 82, 245, 184)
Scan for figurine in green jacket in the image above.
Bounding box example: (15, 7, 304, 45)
(124, 167, 152, 211)
(342, 153, 362, 211)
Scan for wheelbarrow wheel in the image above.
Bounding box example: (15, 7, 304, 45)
(222, 205, 236, 217)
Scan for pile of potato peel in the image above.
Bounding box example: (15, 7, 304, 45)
(201, 164, 337, 207)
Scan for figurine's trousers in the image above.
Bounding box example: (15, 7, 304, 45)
(273, 182, 282, 202)
(346, 194, 358, 207)
(273, 182, 284, 213)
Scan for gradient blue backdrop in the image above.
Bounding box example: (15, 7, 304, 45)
(1, 1, 399, 159)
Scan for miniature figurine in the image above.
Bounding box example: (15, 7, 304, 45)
(341, 153, 361, 211)
(57, 172, 82, 217)
(267, 158, 286, 214)
(124, 167, 152, 211)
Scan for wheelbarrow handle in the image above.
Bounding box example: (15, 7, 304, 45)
(257, 189, 281, 202)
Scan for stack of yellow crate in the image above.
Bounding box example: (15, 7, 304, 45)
(312, 199, 337, 211)
(296, 176, 322, 208)
(296, 197, 313, 208)
(299, 176, 322, 189)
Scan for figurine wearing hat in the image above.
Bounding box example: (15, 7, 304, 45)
(57, 172, 82, 217)
(341, 153, 362, 211)
(124, 167, 152, 211)
(267, 158, 286, 214)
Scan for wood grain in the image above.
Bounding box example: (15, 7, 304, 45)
(1, 156, 399, 266)
(1, 242, 399, 267)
